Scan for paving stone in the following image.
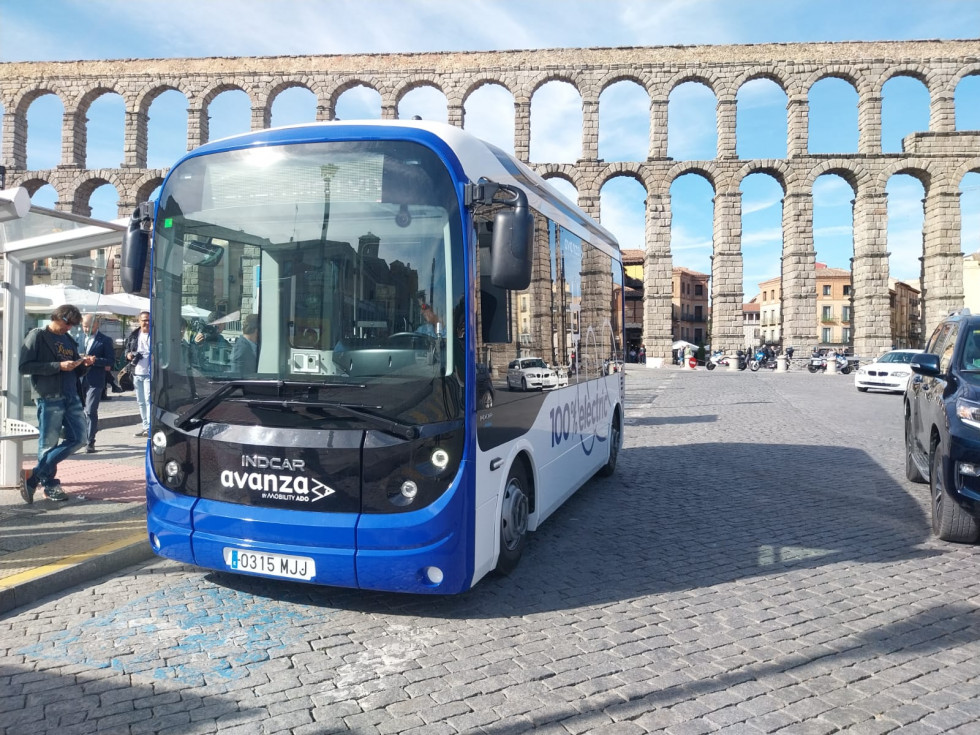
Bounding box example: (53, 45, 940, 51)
(4, 372, 980, 733)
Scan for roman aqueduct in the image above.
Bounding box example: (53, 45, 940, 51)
(1, 39, 978, 360)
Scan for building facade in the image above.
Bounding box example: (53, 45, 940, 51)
(673, 268, 710, 346)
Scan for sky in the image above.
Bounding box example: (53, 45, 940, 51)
(2, 0, 979, 298)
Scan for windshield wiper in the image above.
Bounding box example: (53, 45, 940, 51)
(175, 379, 364, 430)
(246, 397, 419, 440)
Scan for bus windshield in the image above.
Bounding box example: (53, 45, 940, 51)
(150, 139, 465, 428)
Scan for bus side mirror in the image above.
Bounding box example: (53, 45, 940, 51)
(490, 194, 533, 291)
(121, 203, 151, 293)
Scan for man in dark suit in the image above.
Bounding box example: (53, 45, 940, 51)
(79, 314, 117, 453)
(230, 314, 259, 377)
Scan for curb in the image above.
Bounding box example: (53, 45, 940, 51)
(0, 518, 154, 615)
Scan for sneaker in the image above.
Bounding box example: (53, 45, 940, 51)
(85, 443, 97, 453)
(43, 484, 69, 502)
(19, 473, 36, 505)
(135, 429, 148, 438)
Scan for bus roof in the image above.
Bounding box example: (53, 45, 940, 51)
(185, 120, 621, 260)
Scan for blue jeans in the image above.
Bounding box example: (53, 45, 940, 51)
(134, 374, 151, 431)
(32, 393, 87, 488)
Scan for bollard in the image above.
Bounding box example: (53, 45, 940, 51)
(826, 355, 837, 374)
(728, 355, 740, 372)
(776, 355, 787, 373)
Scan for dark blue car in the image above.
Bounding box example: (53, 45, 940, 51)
(905, 309, 980, 543)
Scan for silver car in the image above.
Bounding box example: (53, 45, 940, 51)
(507, 357, 559, 391)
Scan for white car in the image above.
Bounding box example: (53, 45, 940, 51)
(854, 349, 924, 393)
(507, 357, 559, 391)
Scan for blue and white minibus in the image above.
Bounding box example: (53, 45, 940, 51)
(122, 120, 625, 594)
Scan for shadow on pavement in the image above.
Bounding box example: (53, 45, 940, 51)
(206, 442, 937, 618)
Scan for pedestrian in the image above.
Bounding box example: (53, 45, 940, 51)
(125, 311, 152, 438)
(639, 345, 646, 364)
(17, 304, 96, 503)
(230, 314, 259, 376)
(416, 299, 441, 337)
(78, 313, 116, 453)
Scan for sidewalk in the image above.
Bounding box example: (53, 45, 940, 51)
(0, 392, 153, 614)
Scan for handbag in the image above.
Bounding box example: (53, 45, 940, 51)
(117, 363, 135, 392)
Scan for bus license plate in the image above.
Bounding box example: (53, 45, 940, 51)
(223, 548, 315, 581)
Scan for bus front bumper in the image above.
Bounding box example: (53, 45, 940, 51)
(146, 476, 472, 594)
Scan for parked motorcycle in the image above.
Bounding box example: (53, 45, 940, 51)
(749, 346, 778, 372)
(705, 350, 728, 371)
(736, 349, 747, 371)
(808, 350, 851, 375)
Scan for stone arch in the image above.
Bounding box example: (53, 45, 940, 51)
(597, 79, 650, 162)
(599, 172, 649, 251)
(17, 175, 56, 198)
(462, 80, 515, 152)
(395, 80, 449, 122)
(529, 78, 583, 163)
(263, 78, 317, 114)
(665, 163, 718, 196)
(663, 70, 722, 98)
(200, 81, 257, 110)
(527, 72, 585, 100)
(17, 90, 65, 170)
(70, 175, 121, 217)
(328, 77, 382, 112)
(953, 156, 980, 184)
(802, 67, 869, 96)
(76, 84, 126, 116)
(136, 82, 185, 116)
(804, 160, 870, 193)
(731, 68, 791, 94)
(460, 77, 517, 106)
(393, 76, 448, 104)
(735, 161, 792, 194)
(135, 175, 166, 206)
(76, 87, 126, 170)
(596, 72, 651, 97)
(875, 160, 934, 194)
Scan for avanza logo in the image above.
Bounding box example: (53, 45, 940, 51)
(221, 455, 336, 503)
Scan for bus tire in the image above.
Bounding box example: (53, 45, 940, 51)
(597, 408, 622, 477)
(496, 462, 530, 574)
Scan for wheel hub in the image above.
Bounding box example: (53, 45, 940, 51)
(501, 480, 528, 551)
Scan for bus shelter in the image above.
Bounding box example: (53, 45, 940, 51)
(0, 186, 126, 489)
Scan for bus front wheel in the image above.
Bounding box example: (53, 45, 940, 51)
(496, 463, 530, 574)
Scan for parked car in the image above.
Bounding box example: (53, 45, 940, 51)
(506, 357, 559, 391)
(476, 364, 494, 409)
(854, 349, 923, 393)
(905, 309, 980, 543)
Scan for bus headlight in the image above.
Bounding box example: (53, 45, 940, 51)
(152, 430, 168, 455)
(431, 449, 449, 469)
(388, 480, 419, 507)
(163, 460, 184, 488)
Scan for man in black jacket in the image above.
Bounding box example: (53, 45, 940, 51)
(79, 314, 117, 453)
(18, 304, 95, 503)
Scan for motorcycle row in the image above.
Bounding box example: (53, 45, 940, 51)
(705, 346, 856, 374)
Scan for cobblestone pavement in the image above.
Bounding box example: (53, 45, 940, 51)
(3, 368, 980, 734)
